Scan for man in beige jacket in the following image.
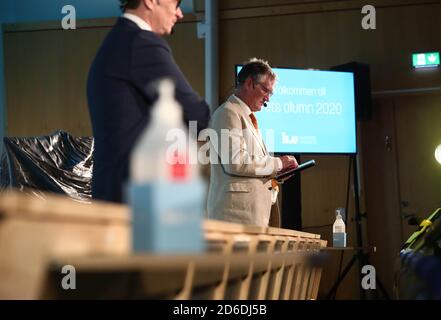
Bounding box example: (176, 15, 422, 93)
(207, 58, 298, 227)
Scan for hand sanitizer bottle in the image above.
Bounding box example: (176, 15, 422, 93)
(333, 208, 347, 247)
(127, 78, 205, 253)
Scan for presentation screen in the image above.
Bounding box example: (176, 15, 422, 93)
(235, 66, 357, 154)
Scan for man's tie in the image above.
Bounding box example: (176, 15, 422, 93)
(249, 113, 279, 194)
(249, 113, 259, 131)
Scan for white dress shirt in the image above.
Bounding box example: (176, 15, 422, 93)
(122, 13, 152, 31)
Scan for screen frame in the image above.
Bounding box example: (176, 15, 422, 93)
(234, 64, 358, 156)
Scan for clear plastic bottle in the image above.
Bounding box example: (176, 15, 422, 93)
(333, 208, 347, 247)
(128, 79, 205, 253)
(130, 79, 196, 183)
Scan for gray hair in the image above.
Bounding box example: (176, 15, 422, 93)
(236, 58, 276, 88)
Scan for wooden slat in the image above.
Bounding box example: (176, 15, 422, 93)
(44, 252, 308, 299)
(3, 15, 199, 33)
(0, 190, 129, 224)
(267, 226, 321, 239)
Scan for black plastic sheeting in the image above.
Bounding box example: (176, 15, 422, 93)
(0, 130, 93, 202)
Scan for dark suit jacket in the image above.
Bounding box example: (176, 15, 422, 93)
(87, 18, 210, 203)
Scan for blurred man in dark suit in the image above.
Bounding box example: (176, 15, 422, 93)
(87, 0, 210, 203)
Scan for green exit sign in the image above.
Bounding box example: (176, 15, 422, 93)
(412, 52, 440, 68)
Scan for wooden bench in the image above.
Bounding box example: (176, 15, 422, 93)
(0, 190, 326, 299)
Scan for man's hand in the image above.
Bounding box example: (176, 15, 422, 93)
(279, 155, 298, 171)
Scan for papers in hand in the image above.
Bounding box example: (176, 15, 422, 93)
(275, 160, 316, 183)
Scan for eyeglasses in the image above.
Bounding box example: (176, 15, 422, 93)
(176, 0, 182, 8)
(255, 82, 273, 97)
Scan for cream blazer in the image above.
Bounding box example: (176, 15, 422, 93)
(206, 95, 281, 227)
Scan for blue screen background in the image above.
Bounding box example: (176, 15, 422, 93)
(235, 66, 357, 154)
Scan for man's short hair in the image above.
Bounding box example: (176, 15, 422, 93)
(119, 0, 141, 12)
(236, 58, 276, 88)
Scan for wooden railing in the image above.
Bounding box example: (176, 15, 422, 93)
(0, 191, 326, 299)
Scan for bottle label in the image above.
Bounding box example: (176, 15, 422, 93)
(128, 180, 205, 253)
(169, 151, 189, 181)
(170, 161, 188, 180)
(333, 232, 347, 248)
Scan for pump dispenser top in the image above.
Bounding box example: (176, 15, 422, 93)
(153, 79, 182, 125)
(130, 79, 188, 184)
